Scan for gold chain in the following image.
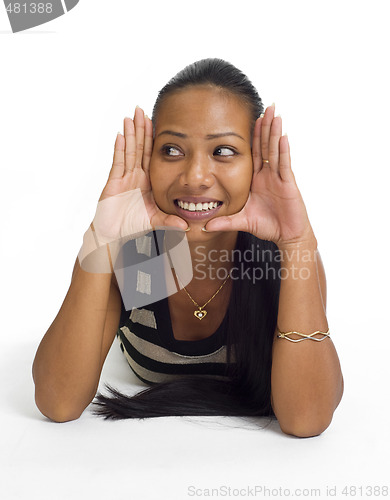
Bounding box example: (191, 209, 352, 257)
(174, 270, 231, 320)
(162, 231, 231, 320)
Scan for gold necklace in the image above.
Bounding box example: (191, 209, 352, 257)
(162, 232, 231, 320)
(174, 271, 231, 320)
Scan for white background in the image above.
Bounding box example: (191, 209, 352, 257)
(1, 1, 389, 499)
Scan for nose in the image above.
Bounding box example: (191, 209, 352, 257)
(179, 153, 214, 189)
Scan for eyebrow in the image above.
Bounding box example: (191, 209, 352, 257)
(156, 130, 245, 141)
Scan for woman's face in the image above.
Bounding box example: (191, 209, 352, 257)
(149, 86, 254, 236)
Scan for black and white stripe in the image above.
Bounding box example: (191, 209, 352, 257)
(114, 229, 235, 385)
(116, 299, 235, 386)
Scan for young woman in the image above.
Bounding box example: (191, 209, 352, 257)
(32, 58, 344, 437)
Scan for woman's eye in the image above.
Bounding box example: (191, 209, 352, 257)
(162, 145, 182, 156)
(214, 147, 236, 157)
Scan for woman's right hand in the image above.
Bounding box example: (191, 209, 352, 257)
(93, 106, 189, 243)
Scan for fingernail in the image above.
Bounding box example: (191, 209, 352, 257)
(276, 114, 281, 118)
(271, 102, 276, 108)
(184, 227, 191, 232)
(201, 226, 208, 232)
(260, 113, 265, 118)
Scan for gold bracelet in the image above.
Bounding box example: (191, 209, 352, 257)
(277, 328, 330, 343)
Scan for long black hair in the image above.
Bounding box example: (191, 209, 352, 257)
(92, 58, 281, 423)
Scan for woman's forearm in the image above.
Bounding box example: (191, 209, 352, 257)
(32, 256, 117, 422)
(270, 234, 344, 437)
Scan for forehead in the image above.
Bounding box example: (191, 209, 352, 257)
(155, 86, 252, 139)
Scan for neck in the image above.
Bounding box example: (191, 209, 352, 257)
(188, 230, 238, 282)
(167, 230, 238, 311)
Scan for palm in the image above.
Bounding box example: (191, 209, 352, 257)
(236, 164, 310, 244)
(205, 105, 313, 246)
(99, 108, 188, 235)
(143, 188, 186, 230)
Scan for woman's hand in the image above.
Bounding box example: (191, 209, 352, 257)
(203, 104, 316, 248)
(93, 106, 189, 242)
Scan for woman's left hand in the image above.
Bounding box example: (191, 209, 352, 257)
(203, 104, 317, 248)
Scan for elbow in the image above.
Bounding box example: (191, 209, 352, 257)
(279, 414, 333, 438)
(34, 391, 84, 423)
(46, 409, 83, 424)
(33, 366, 98, 423)
(273, 378, 344, 438)
(273, 398, 336, 438)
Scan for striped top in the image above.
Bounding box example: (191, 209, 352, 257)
(113, 228, 281, 387)
(112, 228, 239, 386)
(116, 294, 235, 386)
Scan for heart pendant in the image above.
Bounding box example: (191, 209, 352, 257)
(194, 309, 207, 320)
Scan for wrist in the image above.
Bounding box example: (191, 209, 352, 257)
(92, 188, 152, 245)
(275, 226, 318, 252)
(79, 188, 153, 274)
(78, 226, 113, 274)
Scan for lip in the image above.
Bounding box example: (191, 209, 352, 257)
(174, 199, 223, 220)
(175, 196, 222, 204)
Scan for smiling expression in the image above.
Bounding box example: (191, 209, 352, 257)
(149, 86, 254, 233)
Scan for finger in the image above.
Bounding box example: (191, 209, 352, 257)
(269, 115, 282, 174)
(143, 115, 153, 176)
(203, 213, 248, 233)
(108, 132, 125, 180)
(134, 106, 145, 169)
(261, 103, 275, 163)
(161, 214, 189, 232)
(279, 134, 295, 182)
(124, 117, 136, 174)
(252, 116, 263, 174)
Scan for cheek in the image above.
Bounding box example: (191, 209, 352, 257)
(149, 152, 158, 176)
(148, 164, 161, 201)
(225, 162, 253, 209)
(228, 161, 253, 190)
(149, 161, 172, 208)
(149, 158, 163, 186)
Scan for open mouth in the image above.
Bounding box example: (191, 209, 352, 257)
(174, 199, 223, 212)
(174, 199, 223, 220)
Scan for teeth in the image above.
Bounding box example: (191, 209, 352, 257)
(177, 200, 219, 211)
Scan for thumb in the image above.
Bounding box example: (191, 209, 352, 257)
(204, 214, 246, 233)
(161, 214, 189, 232)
